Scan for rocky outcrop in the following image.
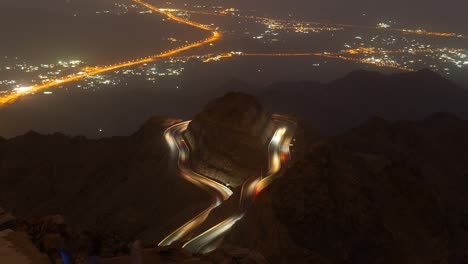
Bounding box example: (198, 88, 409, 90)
(185, 92, 276, 187)
(0, 229, 48, 264)
(0, 208, 47, 263)
(0, 207, 16, 231)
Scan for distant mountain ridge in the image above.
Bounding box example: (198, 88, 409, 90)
(259, 69, 468, 134)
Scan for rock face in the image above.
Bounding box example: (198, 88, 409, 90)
(185, 92, 276, 187)
(0, 207, 16, 231)
(225, 113, 468, 264)
(0, 229, 48, 264)
(0, 209, 47, 264)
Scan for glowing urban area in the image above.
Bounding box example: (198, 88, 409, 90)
(0, 0, 467, 105)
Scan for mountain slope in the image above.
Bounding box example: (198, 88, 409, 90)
(225, 113, 468, 264)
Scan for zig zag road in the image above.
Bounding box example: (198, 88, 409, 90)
(162, 115, 296, 253)
(159, 121, 233, 246)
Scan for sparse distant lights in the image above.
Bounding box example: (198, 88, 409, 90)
(377, 23, 391, 28)
(70, 60, 82, 65)
(43, 91, 53, 95)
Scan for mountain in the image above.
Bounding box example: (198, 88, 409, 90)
(185, 92, 276, 187)
(222, 112, 468, 263)
(259, 69, 468, 134)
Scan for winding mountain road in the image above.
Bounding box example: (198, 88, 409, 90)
(159, 121, 232, 246)
(161, 115, 296, 253)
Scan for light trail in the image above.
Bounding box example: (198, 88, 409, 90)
(240, 53, 313, 57)
(180, 116, 297, 254)
(202, 53, 234, 62)
(159, 122, 233, 247)
(398, 29, 460, 37)
(160, 116, 296, 253)
(268, 24, 344, 32)
(0, 0, 221, 106)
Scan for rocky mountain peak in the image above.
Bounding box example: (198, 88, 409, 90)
(184, 92, 276, 187)
(197, 92, 267, 135)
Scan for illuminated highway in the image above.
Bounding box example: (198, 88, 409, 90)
(162, 116, 296, 253)
(0, 0, 221, 106)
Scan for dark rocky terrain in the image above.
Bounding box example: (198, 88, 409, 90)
(226, 113, 468, 264)
(1, 70, 468, 263)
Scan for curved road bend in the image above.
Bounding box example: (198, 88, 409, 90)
(163, 116, 296, 253)
(159, 122, 233, 246)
